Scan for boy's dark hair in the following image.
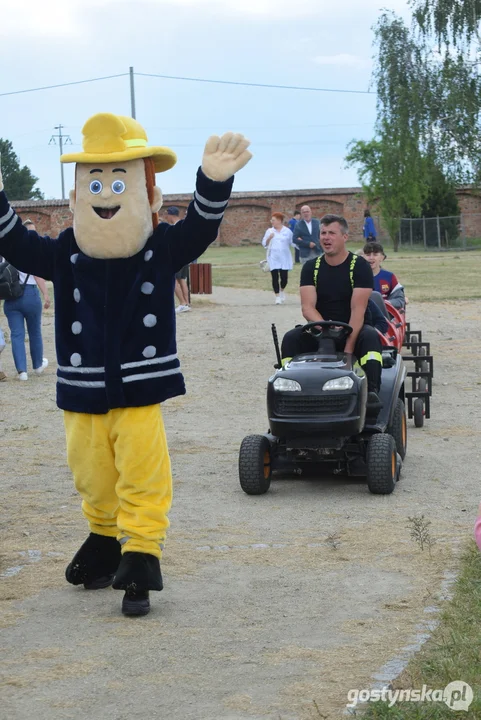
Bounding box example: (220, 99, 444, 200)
(363, 241, 386, 257)
(320, 214, 349, 233)
(294, 210, 301, 216)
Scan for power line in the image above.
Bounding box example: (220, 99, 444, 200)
(11, 122, 374, 139)
(136, 72, 375, 95)
(0, 73, 129, 98)
(0, 71, 375, 100)
(169, 140, 358, 148)
(144, 122, 374, 132)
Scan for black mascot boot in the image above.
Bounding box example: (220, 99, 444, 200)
(112, 552, 163, 617)
(65, 533, 122, 589)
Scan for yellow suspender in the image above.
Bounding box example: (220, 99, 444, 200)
(349, 254, 357, 288)
(313, 254, 357, 288)
(313, 256, 322, 287)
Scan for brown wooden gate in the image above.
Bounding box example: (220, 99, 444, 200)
(189, 263, 212, 294)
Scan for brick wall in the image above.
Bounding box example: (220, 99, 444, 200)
(12, 187, 481, 246)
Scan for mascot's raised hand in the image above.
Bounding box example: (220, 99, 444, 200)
(201, 132, 252, 182)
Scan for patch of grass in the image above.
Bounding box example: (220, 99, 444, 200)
(407, 516, 436, 555)
(199, 246, 481, 302)
(358, 542, 481, 719)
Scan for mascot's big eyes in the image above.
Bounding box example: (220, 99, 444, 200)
(112, 180, 126, 195)
(90, 180, 103, 194)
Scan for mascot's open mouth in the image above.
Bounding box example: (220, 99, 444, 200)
(93, 206, 120, 220)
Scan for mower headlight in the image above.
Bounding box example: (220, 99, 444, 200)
(323, 377, 354, 391)
(273, 378, 302, 392)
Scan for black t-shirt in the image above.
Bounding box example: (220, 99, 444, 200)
(300, 252, 374, 323)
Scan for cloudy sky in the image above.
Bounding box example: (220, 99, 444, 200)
(1, 0, 410, 200)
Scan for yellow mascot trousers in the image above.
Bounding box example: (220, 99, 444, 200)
(63, 405, 172, 560)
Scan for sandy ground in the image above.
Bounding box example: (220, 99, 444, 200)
(0, 286, 480, 720)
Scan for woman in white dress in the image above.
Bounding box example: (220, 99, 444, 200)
(262, 212, 294, 305)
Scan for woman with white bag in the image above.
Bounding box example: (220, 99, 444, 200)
(261, 212, 294, 305)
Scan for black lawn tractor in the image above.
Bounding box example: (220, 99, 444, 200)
(239, 321, 408, 496)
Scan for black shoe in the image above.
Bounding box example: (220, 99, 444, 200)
(122, 589, 150, 617)
(366, 391, 383, 415)
(65, 533, 122, 589)
(112, 552, 163, 592)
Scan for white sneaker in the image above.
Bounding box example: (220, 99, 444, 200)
(179, 305, 191, 313)
(175, 305, 184, 313)
(275, 297, 282, 305)
(18, 372, 28, 381)
(280, 291, 286, 302)
(34, 358, 48, 375)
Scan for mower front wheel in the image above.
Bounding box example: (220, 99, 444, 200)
(366, 434, 397, 495)
(239, 435, 272, 495)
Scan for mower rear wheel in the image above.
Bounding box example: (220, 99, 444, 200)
(366, 434, 397, 495)
(387, 398, 407, 460)
(414, 398, 424, 428)
(239, 435, 272, 495)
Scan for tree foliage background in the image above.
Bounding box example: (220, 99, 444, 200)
(345, 0, 480, 248)
(0, 139, 43, 201)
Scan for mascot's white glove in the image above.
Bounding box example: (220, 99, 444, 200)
(201, 132, 252, 182)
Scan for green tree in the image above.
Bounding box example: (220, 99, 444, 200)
(345, 14, 434, 250)
(408, 1, 481, 181)
(411, 0, 481, 44)
(345, 135, 428, 251)
(347, 4, 481, 248)
(0, 139, 43, 200)
(420, 165, 460, 218)
(373, 7, 481, 185)
(401, 163, 461, 247)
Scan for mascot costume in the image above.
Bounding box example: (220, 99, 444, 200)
(0, 113, 252, 616)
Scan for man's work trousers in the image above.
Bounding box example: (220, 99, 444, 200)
(281, 324, 383, 392)
(64, 405, 172, 560)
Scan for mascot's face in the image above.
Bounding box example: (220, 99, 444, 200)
(70, 159, 162, 259)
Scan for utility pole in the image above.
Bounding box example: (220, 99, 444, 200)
(129, 66, 136, 119)
(49, 124, 72, 200)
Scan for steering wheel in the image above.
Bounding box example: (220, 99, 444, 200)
(302, 320, 353, 342)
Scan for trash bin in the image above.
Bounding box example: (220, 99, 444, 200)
(189, 263, 212, 294)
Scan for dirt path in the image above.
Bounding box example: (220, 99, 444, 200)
(1, 288, 479, 720)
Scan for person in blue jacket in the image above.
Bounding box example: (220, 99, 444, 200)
(0, 113, 252, 616)
(363, 209, 377, 240)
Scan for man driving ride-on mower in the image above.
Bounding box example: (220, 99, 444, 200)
(281, 214, 383, 411)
